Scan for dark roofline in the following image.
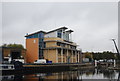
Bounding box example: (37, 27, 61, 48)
(25, 31, 46, 37)
(25, 27, 68, 37)
(46, 27, 68, 34)
(66, 30, 74, 33)
(0, 46, 26, 50)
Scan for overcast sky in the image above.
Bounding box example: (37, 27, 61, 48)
(2, 2, 118, 52)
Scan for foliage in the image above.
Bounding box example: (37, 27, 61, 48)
(84, 52, 92, 59)
(92, 51, 116, 60)
(1, 43, 24, 49)
(84, 52, 93, 61)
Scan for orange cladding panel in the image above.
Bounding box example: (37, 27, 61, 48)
(26, 38, 39, 63)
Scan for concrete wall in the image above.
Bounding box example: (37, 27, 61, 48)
(46, 41, 57, 47)
(26, 38, 39, 63)
(44, 37, 63, 41)
(44, 49, 57, 63)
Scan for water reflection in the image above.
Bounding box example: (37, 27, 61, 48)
(1, 69, 120, 81)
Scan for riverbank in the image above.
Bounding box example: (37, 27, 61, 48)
(2, 62, 120, 75)
(2, 63, 94, 75)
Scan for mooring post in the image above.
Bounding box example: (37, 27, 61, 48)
(114, 59, 116, 68)
(95, 60, 97, 68)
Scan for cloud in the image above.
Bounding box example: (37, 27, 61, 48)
(0, 3, 2, 46)
(2, 2, 118, 52)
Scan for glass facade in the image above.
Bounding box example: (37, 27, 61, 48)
(38, 32, 44, 59)
(57, 30, 70, 41)
(26, 34, 38, 39)
(66, 33, 69, 41)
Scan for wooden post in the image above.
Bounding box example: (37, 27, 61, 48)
(95, 60, 97, 67)
(114, 59, 116, 68)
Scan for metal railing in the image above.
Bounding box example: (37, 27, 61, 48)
(0, 64, 14, 70)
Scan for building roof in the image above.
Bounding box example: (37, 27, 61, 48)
(46, 27, 68, 34)
(66, 30, 74, 33)
(25, 27, 68, 37)
(25, 31, 46, 37)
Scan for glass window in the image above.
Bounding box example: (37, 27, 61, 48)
(63, 49, 66, 54)
(57, 30, 62, 38)
(39, 33, 44, 38)
(34, 34, 38, 38)
(44, 42, 46, 48)
(58, 49, 61, 54)
(57, 32, 62, 38)
(39, 38, 44, 42)
(57, 42, 61, 46)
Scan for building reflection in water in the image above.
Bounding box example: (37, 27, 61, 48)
(1, 69, 119, 81)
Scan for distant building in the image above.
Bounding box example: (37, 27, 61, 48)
(25, 27, 82, 63)
(1, 47, 26, 63)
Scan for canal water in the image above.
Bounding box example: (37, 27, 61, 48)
(1, 68, 120, 81)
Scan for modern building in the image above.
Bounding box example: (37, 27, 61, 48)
(25, 27, 82, 63)
(1, 47, 26, 63)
